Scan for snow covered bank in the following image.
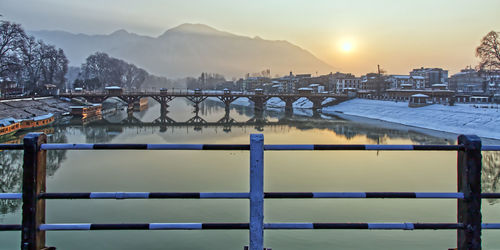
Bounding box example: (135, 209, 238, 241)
(223, 97, 335, 109)
(324, 99, 500, 140)
(209, 96, 500, 139)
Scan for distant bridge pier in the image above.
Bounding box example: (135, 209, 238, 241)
(116, 96, 141, 112)
(151, 96, 175, 118)
(312, 109, 322, 118)
(307, 96, 327, 110)
(248, 96, 270, 114)
(186, 95, 208, 113)
(217, 111, 236, 133)
(186, 109, 207, 131)
(217, 90, 239, 113)
(281, 96, 299, 115)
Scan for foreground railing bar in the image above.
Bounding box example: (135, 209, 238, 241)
(481, 145, 500, 151)
(34, 143, 500, 151)
(0, 193, 22, 199)
(5, 223, 500, 231)
(38, 192, 250, 199)
(264, 145, 464, 151)
(265, 192, 465, 199)
(0, 144, 23, 150)
(35, 223, 500, 231)
(35, 192, 464, 199)
(0, 224, 22, 231)
(12, 143, 500, 151)
(10, 192, 500, 200)
(40, 144, 250, 150)
(480, 193, 500, 199)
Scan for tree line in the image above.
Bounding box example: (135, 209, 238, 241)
(0, 20, 68, 94)
(74, 52, 148, 90)
(73, 52, 177, 91)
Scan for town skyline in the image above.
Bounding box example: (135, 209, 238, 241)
(3, 0, 500, 76)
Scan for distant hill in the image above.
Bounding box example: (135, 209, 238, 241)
(30, 23, 333, 78)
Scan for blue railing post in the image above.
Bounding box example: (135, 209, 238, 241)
(457, 135, 482, 250)
(250, 134, 264, 250)
(22, 133, 47, 250)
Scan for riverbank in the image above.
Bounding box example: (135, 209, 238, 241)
(214, 97, 500, 140)
(324, 99, 500, 140)
(0, 97, 71, 119)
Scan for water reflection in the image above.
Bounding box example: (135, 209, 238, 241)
(483, 151, 500, 204)
(0, 99, 499, 218)
(0, 128, 68, 214)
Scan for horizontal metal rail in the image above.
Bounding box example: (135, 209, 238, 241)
(0, 223, 497, 231)
(5, 192, 500, 200)
(481, 145, 500, 151)
(0, 144, 23, 150)
(264, 145, 464, 151)
(10, 223, 500, 231)
(40, 144, 250, 150)
(2, 144, 500, 151)
(0, 224, 22, 231)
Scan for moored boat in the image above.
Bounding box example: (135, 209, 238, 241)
(0, 117, 21, 139)
(20, 113, 55, 130)
(70, 104, 102, 118)
(133, 97, 148, 111)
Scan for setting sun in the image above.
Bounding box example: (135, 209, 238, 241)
(341, 42, 353, 52)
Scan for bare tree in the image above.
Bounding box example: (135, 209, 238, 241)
(1, 20, 68, 93)
(0, 20, 27, 76)
(80, 52, 149, 90)
(476, 31, 500, 71)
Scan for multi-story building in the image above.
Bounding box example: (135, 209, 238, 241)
(410, 67, 448, 88)
(335, 77, 362, 94)
(483, 71, 500, 95)
(360, 73, 391, 97)
(239, 77, 271, 92)
(448, 68, 484, 94)
(388, 75, 426, 89)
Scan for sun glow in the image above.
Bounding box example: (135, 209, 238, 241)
(341, 42, 353, 52)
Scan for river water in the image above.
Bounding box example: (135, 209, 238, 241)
(1, 98, 499, 249)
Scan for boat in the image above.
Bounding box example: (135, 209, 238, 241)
(70, 104, 102, 118)
(133, 97, 148, 111)
(0, 117, 21, 139)
(20, 113, 55, 130)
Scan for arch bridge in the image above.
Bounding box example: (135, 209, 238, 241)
(58, 89, 352, 116)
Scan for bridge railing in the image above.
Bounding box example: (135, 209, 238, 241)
(1, 133, 500, 250)
(59, 89, 347, 97)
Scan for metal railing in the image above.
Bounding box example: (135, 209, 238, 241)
(0, 133, 499, 250)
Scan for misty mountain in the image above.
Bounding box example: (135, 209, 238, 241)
(30, 23, 333, 78)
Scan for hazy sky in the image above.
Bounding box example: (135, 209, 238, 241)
(2, 0, 500, 75)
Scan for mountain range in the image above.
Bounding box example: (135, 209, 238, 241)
(30, 23, 333, 78)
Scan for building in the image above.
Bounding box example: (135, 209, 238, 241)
(215, 81, 238, 91)
(386, 89, 454, 103)
(409, 94, 431, 107)
(448, 68, 484, 94)
(335, 77, 362, 94)
(388, 75, 426, 89)
(410, 67, 448, 88)
(484, 71, 500, 95)
(325, 72, 357, 92)
(0, 77, 23, 97)
(360, 73, 391, 98)
(238, 77, 271, 92)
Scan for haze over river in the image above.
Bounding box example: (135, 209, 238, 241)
(1, 98, 499, 250)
